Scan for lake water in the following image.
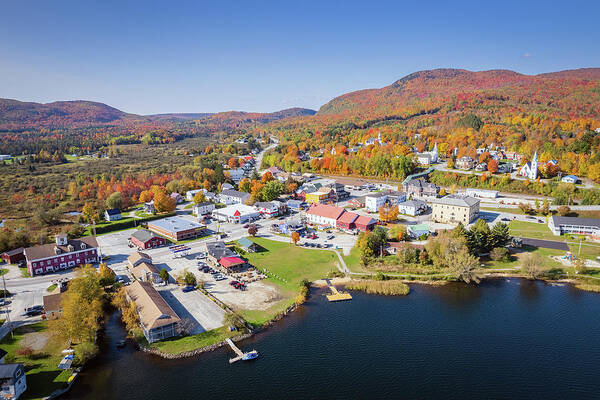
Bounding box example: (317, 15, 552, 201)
(65, 279, 600, 400)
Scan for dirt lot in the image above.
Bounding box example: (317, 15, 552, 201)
(203, 277, 284, 311)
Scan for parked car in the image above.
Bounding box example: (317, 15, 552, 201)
(182, 286, 195, 293)
(229, 280, 239, 286)
(243, 224, 249, 228)
(214, 275, 226, 281)
(501, 218, 510, 222)
(327, 235, 334, 240)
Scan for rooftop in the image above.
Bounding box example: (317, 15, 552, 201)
(220, 189, 250, 199)
(148, 217, 204, 233)
(430, 195, 480, 207)
(130, 229, 162, 243)
(25, 236, 98, 262)
(105, 208, 121, 215)
(126, 281, 180, 330)
(551, 216, 600, 228)
(306, 204, 345, 220)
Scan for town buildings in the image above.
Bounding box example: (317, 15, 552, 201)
(104, 208, 122, 221)
(465, 188, 499, 199)
(170, 192, 183, 204)
(42, 292, 64, 320)
(415, 143, 438, 165)
(1, 247, 24, 264)
(561, 175, 579, 184)
(548, 216, 600, 237)
(24, 234, 99, 276)
(219, 190, 250, 205)
(186, 189, 203, 202)
(365, 193, 388, 213)
(147, 217, 206, 241)
(430, 196, 480, 225)
(126, 281, 180, 343)
(456, 156, 475, 170)
(519, 151, 539, 180)
(192, 202, 215, 216)
(254, 201, 280, 218)
(305, 189, 332, 204)
(129, 230, 167, 250)
(402, 179, 439, 198)
(306, 204, 345, 227)
(397, 199, 427, 216)
(212, 204, 260, 224)
(0, 363, 27, 399)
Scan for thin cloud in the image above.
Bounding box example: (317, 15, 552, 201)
(522, 52, 532, 58)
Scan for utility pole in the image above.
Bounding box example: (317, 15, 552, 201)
(579, 238, 582, 257)
(3, 273, 12, 338)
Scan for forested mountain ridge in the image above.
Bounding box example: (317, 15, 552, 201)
(258, 68, 600, 183)
(318, 68, 600, 118)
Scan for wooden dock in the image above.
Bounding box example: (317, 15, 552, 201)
(226, 338, 258, 363)
(326, 284, 352, 302)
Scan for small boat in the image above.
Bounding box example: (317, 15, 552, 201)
(242, 350, 259, 361)
(116, 339, 126, 348)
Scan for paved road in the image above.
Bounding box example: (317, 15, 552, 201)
(520, 238, 570, 251)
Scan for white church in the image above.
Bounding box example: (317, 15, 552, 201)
(519, 151, 538, 180)
(416, 143, 438, 165)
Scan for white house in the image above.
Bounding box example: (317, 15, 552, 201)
(561, 175, 579, 184)
(465, 188, 498, 199)
(365, 193, 388, 212)
(192, 202, 215, 216)
(186, 189, 204, 202)
(104, 208, 122, 221)
(306, 204, 345, 227)
(226, 168, 246, 184)
(397, 199, 427, 216)
(254, 202, 280, 218)
(219, 190, 250, 205)
(415, 143, 438, 165)
(519, 151, 539, 180)
(211, 204, 260, 224)
(548, 216, 600, 237)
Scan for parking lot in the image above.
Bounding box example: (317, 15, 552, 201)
(157, 284, 225, 334)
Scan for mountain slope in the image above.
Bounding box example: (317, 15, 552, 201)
(317, 68, 600, 119)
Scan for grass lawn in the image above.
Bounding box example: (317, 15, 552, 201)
(508, 220, 563, 241)
(150, 326, 238, 355)
(244, 237, 338, 292)
(341, 246, 371, 274)
(0, 321, 72, 400)
(483, 246, 564, 270)
(19, 266, 31, 278)
(46, 284, 57, 293)
(0, 268, 7, 276)
(568, 241, 600, 261)
(237, 298, 297, 327)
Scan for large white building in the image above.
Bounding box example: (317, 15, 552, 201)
(415, 143, 438, 165)
(430, 196, 480, 225)
(211, 204, 260, 224)
(192, 202, 215, 216)
(548, 216, 600, 237)
(219, 190, 250, 205)
(306, 204, 345, 227)
(397, 199, 427, 216)
(365, 193, 388, 212)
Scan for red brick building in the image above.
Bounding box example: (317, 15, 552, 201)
(147, 217, 206, 242)
(129, 229, 167, 250)
(25, 234, 99, 276)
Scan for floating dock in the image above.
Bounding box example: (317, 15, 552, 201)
(226, 338, 258, 363)
(326, 285, 352, 302)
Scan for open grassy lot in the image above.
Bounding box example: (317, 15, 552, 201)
(236, 237, 338, 326)
(244, 237, 338, 293)
(0, 321, 72, 400)
(150, 326, 238, 355)
(508, 220, 562, 241)
(342, 246, 370, 273)
(482, 246, 564, 270)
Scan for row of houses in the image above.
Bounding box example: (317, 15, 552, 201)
(306, 204, 377, 232)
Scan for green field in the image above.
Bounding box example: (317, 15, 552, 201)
(238, 237, 339, 325)
(0, 321, 72, 400)
(244, 237, 338, 292)
(150, 326, 238, 355)
(508, 220, 560, 241)
(482, 245, 564, 270)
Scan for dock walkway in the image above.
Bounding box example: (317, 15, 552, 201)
(325, 280, 352, 302)
(226, 338, 257, 363)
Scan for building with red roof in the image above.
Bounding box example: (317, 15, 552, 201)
(336, 210, 359, 231)
(306, 204, 345, 227)
(354, 215, 377, 232)
(219, 256, 246, 270)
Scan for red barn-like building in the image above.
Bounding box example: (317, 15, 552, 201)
(1, 247, 25, 264)
(354, 215, 377, 232)
(129, 230, 167, 250)
(336, 211, 359, 231)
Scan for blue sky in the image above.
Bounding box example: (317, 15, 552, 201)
(1, 0, 598, 114)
